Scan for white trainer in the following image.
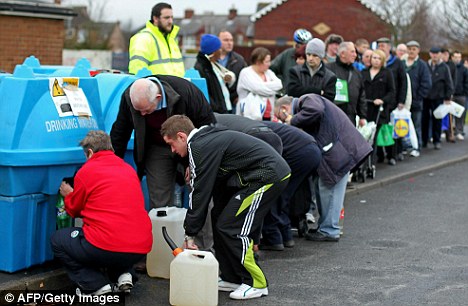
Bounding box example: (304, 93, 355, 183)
(229, 283, 268, 300)
(76, 284, 112, 296)
(409, 150, 420, 157)
(218, 277, 241, 292)
(456, 134, 464, 140)
(117, 272, 133, 293)
(305, 212, 315, 224)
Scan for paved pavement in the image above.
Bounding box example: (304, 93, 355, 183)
(1, 132, 468, 304)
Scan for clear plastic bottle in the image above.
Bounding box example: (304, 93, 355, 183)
(173, 184, 183, 208)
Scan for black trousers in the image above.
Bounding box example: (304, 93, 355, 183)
(211, 177, 289, 288)
(50, 227, 144, 292)
(262, 143, 321, 245)
(422, 98, 443, 145)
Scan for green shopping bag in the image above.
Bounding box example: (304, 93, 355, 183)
(376, 124, 395, 147)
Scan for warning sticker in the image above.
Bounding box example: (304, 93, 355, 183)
(63, 85, 92, 117)
(52, 79, 66, 97)
(49, 78, 91, 118)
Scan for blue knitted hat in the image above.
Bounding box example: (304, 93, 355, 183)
(200, 34, 221, 55)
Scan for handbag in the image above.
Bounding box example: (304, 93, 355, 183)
(236, 92, 266, 121)
(376, 124, 395, 147)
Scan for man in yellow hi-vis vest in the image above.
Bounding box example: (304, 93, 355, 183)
(128, 3, 185, 77)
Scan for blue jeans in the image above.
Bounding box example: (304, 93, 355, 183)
(314, 173, 349, 238)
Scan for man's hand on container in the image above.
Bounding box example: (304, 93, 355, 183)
(183, 235, 198, 250)
(59, 181, 73, 197)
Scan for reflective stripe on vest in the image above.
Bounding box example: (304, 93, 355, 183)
(129, 31, 183, 65)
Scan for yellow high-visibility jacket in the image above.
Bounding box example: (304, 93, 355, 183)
(128, 21, 185, 77)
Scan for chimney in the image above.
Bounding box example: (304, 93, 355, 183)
(184, 9, 194, 19)
(54, 0, 61, 4)
(228, 8, 237, 20)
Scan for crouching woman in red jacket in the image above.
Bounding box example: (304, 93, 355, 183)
(51, 130, 152, 296)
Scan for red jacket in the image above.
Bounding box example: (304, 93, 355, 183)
(65, 150, 152, 254)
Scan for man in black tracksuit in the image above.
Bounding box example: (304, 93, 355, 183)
(161, 115, 290, 300)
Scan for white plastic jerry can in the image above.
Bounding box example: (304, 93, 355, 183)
(147, 206, 187, 279)
(170, 250, 219, 306)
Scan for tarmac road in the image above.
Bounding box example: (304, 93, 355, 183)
(125, 161, 468, 306)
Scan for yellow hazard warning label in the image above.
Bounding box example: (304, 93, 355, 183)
(52, 79, 65, 97)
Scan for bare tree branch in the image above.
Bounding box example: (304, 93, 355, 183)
(363, 0, 419, 43)
(440, 0, 468, 47)
(85, 0, 108, 22)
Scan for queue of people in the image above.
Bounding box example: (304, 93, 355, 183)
(51, 1, 468, 301)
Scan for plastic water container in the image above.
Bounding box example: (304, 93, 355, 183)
(170, 249, 219, 306)
(147, 207, 187, 279)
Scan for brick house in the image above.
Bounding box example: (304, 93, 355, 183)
(0, 0, 75, 73)
(175, 8, 254, 52)
(64, 6, 127, 52)
(251, 0, 391, 46)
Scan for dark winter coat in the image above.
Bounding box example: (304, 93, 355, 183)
(290, 94, 372, 187)
(214, 113, 283, 154)
(194, 52, 228, 113)
(362, 67, 396, 123)
(386, 54, 408, 105)
(446, 60, 458, 89)
(110, 75, 216, 178)
(326, 57, 367, 123)
(405, 58, 432, 112)
(287, 62, 337, 102)
(426, 61, 454, 100)
(454, 62, 468, 96)
(270, 47, 296, 88)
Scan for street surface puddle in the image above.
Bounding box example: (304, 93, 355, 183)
(438, 245, 468, 256)
(368, 240, 409, 249)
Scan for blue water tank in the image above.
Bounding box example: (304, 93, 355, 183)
(184, 68, 210, 102)
(22, 56, 93, 77)
(0, 194, 56, 272)
(0, 65, 104, 196)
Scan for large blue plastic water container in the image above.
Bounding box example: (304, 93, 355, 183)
(0, 194, 56, 272)
(95, 73, 138, 167)
(22, 56, 93, 78)
(0, 64, 104, 196)
(184, 68, 210, 102)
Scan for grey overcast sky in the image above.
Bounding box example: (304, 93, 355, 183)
(62, 0, 266, 29)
